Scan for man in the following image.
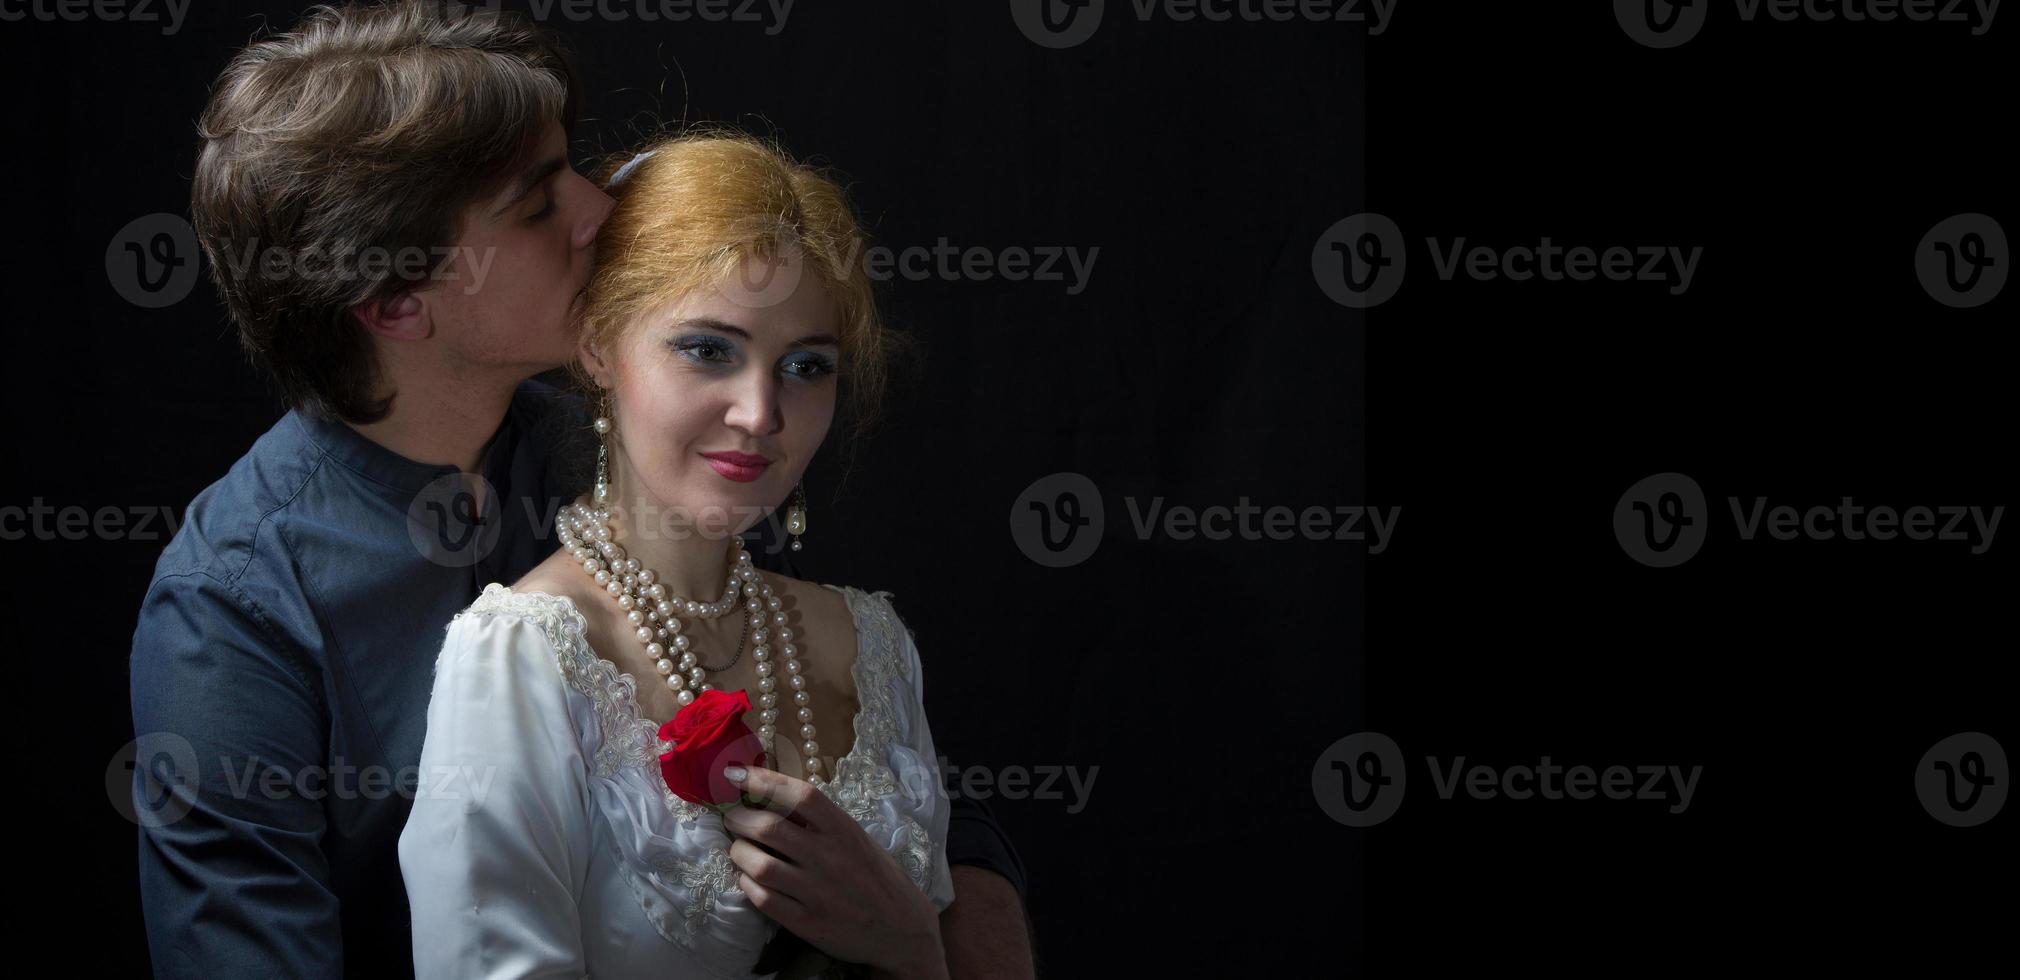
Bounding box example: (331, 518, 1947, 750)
(129, 3, 1033, 977)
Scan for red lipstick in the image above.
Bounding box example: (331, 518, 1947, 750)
(700, 451, 772, 483)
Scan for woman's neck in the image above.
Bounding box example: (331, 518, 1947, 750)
(597, 478, 749, 604)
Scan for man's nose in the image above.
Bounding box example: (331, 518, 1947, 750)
(576, 187, 616, 250)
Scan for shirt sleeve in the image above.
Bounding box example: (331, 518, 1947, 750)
(129, 573, 345, 980)
(397, 611, 595, 979)
(943, 794, 1031, 903)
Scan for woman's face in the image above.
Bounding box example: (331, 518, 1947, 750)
(592, 246, 842, 538)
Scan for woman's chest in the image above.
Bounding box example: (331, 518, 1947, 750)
(602, 615, 864, 782)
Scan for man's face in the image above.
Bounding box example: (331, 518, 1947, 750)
(420, 119, 614, 375)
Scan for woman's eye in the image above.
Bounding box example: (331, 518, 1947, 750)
(674, 338, 735, 363)
(528, 197, 557, 222)
(783, 356, 837, 381)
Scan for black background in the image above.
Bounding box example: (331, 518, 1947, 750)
(5, 0, 2011, 976)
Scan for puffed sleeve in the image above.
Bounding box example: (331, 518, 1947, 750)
(893, 621, 958, 913)
(397, 611, 594, 979)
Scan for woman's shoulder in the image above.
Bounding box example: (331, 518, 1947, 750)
(760, 572, 923, 682)
(507, 547, 608, 611)
(753, 569, 855, 643)
(436, 557, 597, 672)
(756, 570, 905, 637)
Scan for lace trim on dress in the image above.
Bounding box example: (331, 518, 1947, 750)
(455, 581, 941, 948)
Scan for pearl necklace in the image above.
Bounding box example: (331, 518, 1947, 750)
(553, 501, 822, 772)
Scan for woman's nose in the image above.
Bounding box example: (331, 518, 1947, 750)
(724, 373, 784, 436)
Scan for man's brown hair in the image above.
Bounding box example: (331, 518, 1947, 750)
(191, 0, 580, 423)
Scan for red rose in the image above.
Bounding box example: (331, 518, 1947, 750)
(657, 689, 769, 812)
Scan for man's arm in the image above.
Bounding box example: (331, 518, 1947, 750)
(939, 795, 1037, 980)
(129, 573, 342, 979)
(943, 865, 1038, 980)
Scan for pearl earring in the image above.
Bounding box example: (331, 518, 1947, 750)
(785, 481, 808, 551)
(592, 393, 614, 506)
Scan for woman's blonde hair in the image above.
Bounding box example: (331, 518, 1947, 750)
(575, 129, 898, 446)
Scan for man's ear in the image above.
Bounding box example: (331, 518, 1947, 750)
(353, 292, 431, 341)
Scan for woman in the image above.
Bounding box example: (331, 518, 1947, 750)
(397, 132, 954, 979)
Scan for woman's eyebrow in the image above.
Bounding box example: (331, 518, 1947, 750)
(674, 317, 839, 348)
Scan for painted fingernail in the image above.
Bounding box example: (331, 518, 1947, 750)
(724, 765, 748, 783)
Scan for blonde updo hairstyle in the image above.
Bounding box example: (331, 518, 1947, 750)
(573, 130, 895, 462)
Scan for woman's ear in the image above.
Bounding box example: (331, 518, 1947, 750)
(577, 337, 612, 388)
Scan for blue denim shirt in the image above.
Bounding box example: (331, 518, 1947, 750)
(129, 380, 1026, 978)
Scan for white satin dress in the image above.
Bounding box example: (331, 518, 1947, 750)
(396, 582, 956, 979)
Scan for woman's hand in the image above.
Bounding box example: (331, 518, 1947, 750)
(720, 765, 949, 980)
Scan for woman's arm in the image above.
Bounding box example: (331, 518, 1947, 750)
(397, 612, 595, 978)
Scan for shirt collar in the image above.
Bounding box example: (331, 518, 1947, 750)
(290, 409, 516, 495)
